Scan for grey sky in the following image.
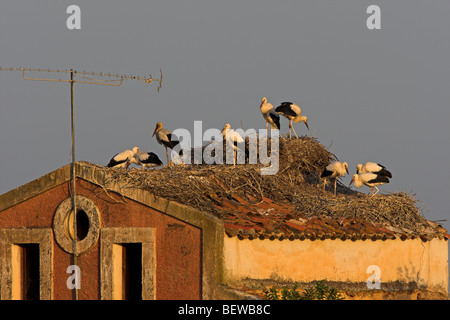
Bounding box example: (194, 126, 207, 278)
(1, 0, 449, 249)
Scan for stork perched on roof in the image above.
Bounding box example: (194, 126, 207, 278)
(321, 161, 349, 196)
(107, 146, 139, 169)
(350, 172, 390, 197)
(260, 97, 280, 137)
(356, 162, 392, 178)
(152, 122, 182, 165)
(134, 151, 163, 170)
(275, 101, 309, 138)
(221, 123, 245, 166)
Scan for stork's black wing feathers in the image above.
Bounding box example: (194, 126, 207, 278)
(140, 152, 163, 165)
(107, 153, 127, 167)
(378, 168, 392, 178)
(162, 133, 181, 149)
(275, 102, 297, 117)
(321, 168, 333, 178)
(368, 175, 390, 184)
(269, 110, 281, 130)
(376, 163, 392, 178)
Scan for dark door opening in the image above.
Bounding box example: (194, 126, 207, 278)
(122, 243, 142, 300)
(15, 244, 40, 300)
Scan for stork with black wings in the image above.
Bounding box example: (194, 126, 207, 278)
(152, 122, 183, 165)
(275, 101, 309, 138)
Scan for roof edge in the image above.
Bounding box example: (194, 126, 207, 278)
(0, 163, 72, 212)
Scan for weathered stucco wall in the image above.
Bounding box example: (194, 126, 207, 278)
(223, 236, 449, 297)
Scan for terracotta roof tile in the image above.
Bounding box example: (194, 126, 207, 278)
(215, 196, 448, 241)
(220, 198, 242, 209)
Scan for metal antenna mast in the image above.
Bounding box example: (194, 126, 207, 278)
(0, 67, 162, 300)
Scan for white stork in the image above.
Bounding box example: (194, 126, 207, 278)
(107, 146, 139, 169)
(321, 161, 349, 196)
(350, 172, 390, 196)
(221, 123, 245, 165)
(260, 97, 280, 137)
(275, 101, 309, 138)
(152, 122, 182, 165)
(356, 162, 392, 178)
(134, 151, 163, 170)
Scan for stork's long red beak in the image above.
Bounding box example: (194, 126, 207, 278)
(305, 121, 309, 130)
(152, 126, 158, 137)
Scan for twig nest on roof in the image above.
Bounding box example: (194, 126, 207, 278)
(81, 136, 439, 236)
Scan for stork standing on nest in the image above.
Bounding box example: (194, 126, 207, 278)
(107, 146, 139, 169)
(349, 172, 390, 196)
(134, 150, 163, 170)
(321, 161, 349, 196)
(221, 123, 244, 166)
(275, 101, 309, 138)
(152, 122, 182, 165)
(356, 162, 392, 178)
(260, 97, 280, 137)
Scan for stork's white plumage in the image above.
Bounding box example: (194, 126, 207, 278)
(152, 121, 182, 165)
(134, 151, 163, 169)
(107, 146, 139, 169)
(221, 123, 244, 165)
(275, 101, 309, 138)
(321, 161, 349, 196)
(356, 162, 392, 178)
(260, 97, 280, 137)
(350, 172, 390, 196)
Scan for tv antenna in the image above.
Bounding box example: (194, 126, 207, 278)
(0, 66, 162, 300)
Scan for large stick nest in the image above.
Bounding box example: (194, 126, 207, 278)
(82, 136, 444, 237)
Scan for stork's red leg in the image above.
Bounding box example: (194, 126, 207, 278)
(334, 177, 337, 196)
(372, 186, 380, 197)
(165, 146, 169, 165)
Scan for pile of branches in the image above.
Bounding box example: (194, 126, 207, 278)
(84, 136, 436, 234)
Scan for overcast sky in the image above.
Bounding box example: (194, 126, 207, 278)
(1, 1, 449, 252)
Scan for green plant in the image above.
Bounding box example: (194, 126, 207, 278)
(299, 280, 344, 300)
(264, 287, 280, 300)
(280, 282, 301, 300)
(263, 280, 345, 300)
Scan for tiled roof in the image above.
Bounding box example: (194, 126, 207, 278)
(214, 194, 449, 241)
